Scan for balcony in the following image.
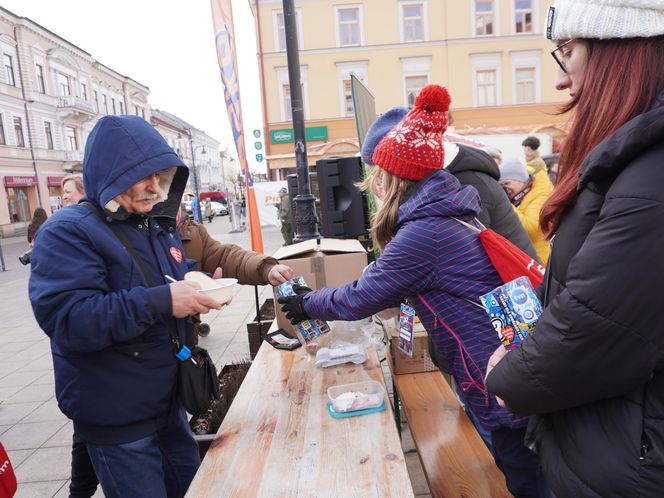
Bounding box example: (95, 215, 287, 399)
(57, 96, 96, 121)
(64, 150, 84, 164)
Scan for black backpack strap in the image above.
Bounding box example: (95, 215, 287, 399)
(81, 201, 182, 350)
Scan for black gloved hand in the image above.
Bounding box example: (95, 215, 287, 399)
(278, 284, 312, 324)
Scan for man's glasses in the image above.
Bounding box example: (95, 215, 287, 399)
(551, 39, 573, 73)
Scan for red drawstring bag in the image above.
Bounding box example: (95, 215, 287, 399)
(0, 442, 17, 498)
(454, 218, 545, 288)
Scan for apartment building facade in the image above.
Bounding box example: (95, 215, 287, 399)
(151, 109, 224, 195)
(0, 7, 152, 236)
(251, 0, 568, 178)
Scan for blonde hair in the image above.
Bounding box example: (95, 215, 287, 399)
(360, 167, 415, 250)
(61, 173, 84, 194)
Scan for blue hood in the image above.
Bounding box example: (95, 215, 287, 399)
(398, 168, 481, 226)
(83, 115, 188, 218)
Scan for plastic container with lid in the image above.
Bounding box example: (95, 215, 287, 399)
(327, 380, 385, 414)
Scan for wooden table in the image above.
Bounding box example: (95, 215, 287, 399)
(186, 333, 414, 497)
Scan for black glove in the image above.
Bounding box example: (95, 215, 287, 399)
(278, 284, 312, 325)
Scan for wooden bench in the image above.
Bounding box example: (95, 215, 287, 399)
(387, 354, 511, 497)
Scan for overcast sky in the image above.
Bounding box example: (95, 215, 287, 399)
(1, 0, 266, 171)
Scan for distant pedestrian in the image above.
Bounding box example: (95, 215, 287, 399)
(521, 136, 547, 175)
(61, 174, 85, 207)
(277, 187, 293, 245)
(203, 200, 214, 223)
(483, 147, 503, 166)
(27, 208, 47, 247)
(499, 158, 553, 264)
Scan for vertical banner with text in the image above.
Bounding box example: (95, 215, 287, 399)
(210, 0, 264, 253)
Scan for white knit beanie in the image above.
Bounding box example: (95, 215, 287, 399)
(499, 158, 530, 183)
(546, 0, 664, 40)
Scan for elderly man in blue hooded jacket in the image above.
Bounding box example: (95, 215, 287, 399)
(29, 116, 222, 498)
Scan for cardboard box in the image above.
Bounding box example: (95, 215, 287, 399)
(383, 316, 438, 375)
(272, 238, 368, 336)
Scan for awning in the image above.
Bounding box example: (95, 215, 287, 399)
(4, 175, 37, 187)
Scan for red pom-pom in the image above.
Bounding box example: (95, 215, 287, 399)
(414, 84, 451, 113)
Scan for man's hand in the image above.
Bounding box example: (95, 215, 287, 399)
(277, 284, 312, 324)
(170, 281, 221, 318)
(267, 264, 293, 286)
(485, 345, 509, 408)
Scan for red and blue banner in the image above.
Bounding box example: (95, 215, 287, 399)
(210, 0, 264, 253)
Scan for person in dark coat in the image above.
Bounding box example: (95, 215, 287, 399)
(29, 116, 223, 498)
(485, 1, 664, 496)
(281, 85, 547, 497)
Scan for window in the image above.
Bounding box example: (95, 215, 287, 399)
(111, 98, 116, 114)
(336, 6, 361, 47)
(515, 67, 536, 103)
(4, 54, 15, 86)
(511, 51, 541, 104)
(401, 57, 431, 107)
(44, 121, 54, 150)
(65, 126, 77, 151)
(273, 9, 303, 52)
(101, 95, 108, 114)
(515, 0, 533, 33)
(477, 70, 497, 106)
(93, 90, 99, 113)
(119, 101, 124, 114)
(475, 0, 495, 35)
(283, 84, 292, 121)
(342, 80, 354, 116)
(141, 108, 145, 119)
(401, 2, 426, 42)
(405, 75, 429, 107)
(14, 116, 24, 147)
(57, 73, 71, 96)
(0, 115, 5, 145)
(36, 64, 45, 93)
(81, 83, 87, 100)
(336, 61, 368, 117)
(135, 105, 140, 116)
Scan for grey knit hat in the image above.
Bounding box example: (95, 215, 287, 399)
(546, 0, 664, 40)
(499, 158, 530, 183)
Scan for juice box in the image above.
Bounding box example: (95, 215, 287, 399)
(275, 277, 331, 351)
(479, 276, 543, 350)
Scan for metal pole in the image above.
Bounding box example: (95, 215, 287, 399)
(188, 129, 203, 222)
(282, 0, 319, 242)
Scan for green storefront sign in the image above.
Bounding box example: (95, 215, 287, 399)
(270, 126, 328, 144)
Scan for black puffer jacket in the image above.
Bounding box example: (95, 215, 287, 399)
(446, 144, 539, 261)
(486, 104, 664, 497)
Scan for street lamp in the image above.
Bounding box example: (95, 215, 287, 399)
(180, 127, 206, 222)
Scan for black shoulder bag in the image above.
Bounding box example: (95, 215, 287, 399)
(82, 202, 219, 415)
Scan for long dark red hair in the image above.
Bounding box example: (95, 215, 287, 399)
(540, 36, 664, 237)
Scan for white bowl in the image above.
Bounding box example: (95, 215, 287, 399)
(184, 271, 237, 305)
(198, 278, 237, 304)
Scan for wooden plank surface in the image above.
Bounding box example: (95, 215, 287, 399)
(392, 369, 511, 498)
(186, 337, 414, 497)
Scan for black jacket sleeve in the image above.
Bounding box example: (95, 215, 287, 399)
(486, 154, 664, 415)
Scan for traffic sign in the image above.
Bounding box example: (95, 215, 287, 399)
(255, 153, 264, 162)
(254, 141, 262, 150)
(253, 129, 261, 138)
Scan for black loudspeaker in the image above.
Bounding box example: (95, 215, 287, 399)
(316, 156, 368, 239)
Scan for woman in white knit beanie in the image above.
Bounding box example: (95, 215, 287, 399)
(485, 1, 664, 497)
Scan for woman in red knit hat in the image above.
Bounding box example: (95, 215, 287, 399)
(280, 84, 549, 497)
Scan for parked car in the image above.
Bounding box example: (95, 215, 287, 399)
(209, 201, 229, 216)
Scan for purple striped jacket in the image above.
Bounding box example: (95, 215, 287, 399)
(304, 169, 527, 430)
